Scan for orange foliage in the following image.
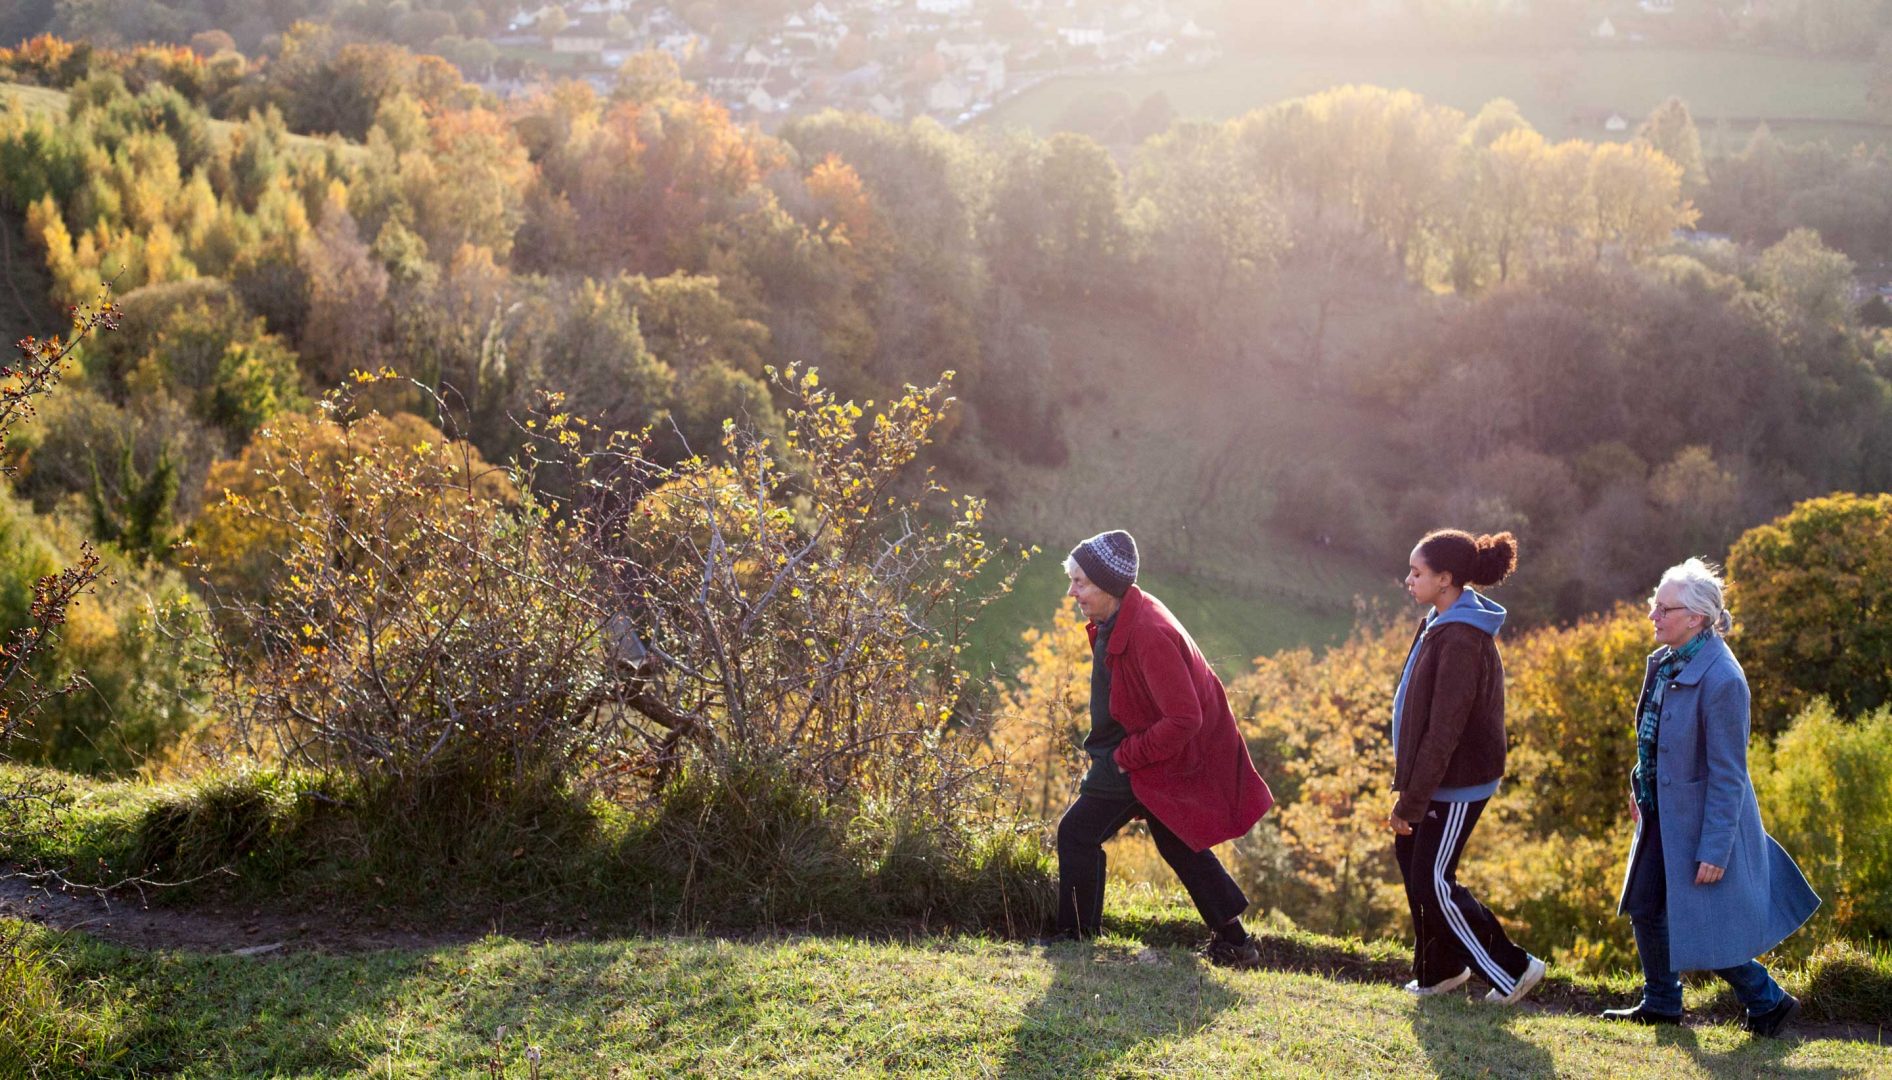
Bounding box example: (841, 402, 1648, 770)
(805, 153, 889, 266)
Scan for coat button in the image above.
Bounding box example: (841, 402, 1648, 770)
(1661, 776, 1671, 786)
(1658, 745, 1667, 753)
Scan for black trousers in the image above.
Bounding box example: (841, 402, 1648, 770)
(1394, 797, 1532, 994)
(1054, 792, 1249, 935)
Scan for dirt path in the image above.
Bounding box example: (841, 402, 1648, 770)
(0, 871, 477, 955)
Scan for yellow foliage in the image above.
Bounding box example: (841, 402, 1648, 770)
(192, 409, 517, 604)
(1229, 616, 1412, 938)
(984, 598, 1091, 819)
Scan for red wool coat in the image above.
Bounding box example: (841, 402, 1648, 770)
(1093, 586, 1274, 852)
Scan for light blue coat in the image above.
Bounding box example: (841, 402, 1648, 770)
(1617, 635, 1819, 971)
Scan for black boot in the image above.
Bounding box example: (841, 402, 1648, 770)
(1600, 1004, 1682, 1026)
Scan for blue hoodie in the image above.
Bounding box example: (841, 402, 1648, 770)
(1390, 588, 1507, 803)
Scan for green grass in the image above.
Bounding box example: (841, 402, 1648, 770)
(989, 46, 1887, 148)
(7, 773, 1890, 1072)
(12, 915, 1890, 1077)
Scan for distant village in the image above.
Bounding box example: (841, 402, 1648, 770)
(482, 0, 1222, 127)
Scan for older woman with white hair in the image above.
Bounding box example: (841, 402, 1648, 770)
(1602, 558, 1819, 1037)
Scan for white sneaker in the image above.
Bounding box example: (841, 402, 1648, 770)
(1484, 955, 1547, 1005)
(1404, 967, 1471, 996)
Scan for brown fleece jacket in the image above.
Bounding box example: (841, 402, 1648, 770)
(1390, 620, 1507, 823)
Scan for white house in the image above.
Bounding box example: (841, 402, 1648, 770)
(1594, 17, 1617, 38)
(918, 0, 974, 13)
(868, 92, 902, 120)
(964, 52, 1007, 93)
(1604, 112, 1628, 132)
(1058, 25, 1106, 46)
(927, 77, 973, 113)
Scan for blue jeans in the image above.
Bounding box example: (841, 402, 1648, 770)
(1626, 801, 1786, 1017)
(1629, 908, 1785, 1016)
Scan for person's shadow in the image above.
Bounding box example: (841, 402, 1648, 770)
(999, 941, 1240, 1078)
(1649, 1022, 1849, 1078)
(1410, 995, 1558, 1079)
(1410, 994, 1855, 1079)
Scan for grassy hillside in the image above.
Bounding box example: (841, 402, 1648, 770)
(0, 79, 61, 120)
(961, 556, 1358, 684)
(991, 47, 1886, 149)
(18, 916, 1891, 1076)
(0, 80, 364, 160)
(960, 299, 1393, 675)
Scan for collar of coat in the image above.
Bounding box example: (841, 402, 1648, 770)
(1644, 632, 1729, 687)
(1097, 585, 1147, 656)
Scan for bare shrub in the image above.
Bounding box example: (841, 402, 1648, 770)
(194, 365, 1041, 928)
(203, 373, 624, 798)
(542, 367, 1016, 819)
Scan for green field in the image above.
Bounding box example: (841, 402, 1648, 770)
(959, 551, 1360, 686)
(19, 917, 1890, 1076)
(990, 46, 1886, 149)
(958, 297, 1393, 678)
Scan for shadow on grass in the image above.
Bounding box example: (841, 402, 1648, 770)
(999, 943, 1240, 1078)
(60, 934, 437, 1074)
(1105, 906, 1412, 981)
(63, 931, 763, 1075)
(1096, 908, 1889, 1049)
(1649, 1022, 1851, 1078)
(1410, 997, 1557, 1079)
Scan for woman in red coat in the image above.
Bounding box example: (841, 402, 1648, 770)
(1041, 530, 1275, 967)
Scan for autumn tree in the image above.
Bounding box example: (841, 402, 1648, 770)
(192, 406, 516, 609)
(1726, 493, 1892, 730)
(1752, 702, 1892, 948)
(406, 107, 535, 262)
(1636, 96, 1707, 198)
(298, 186, 390, 385)
(985, 132, 1130, 297)
(1130, 120, 1283, 334)
(1585, 141, 1696, 262)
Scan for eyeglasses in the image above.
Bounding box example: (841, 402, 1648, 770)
(1648, 602, 1691, 618)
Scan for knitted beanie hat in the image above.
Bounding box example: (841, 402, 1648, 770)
(1070, 530, 1139, 598)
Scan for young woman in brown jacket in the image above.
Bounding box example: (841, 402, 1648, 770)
(1387, 529, 1546, 1004)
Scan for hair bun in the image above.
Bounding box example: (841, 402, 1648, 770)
(1470, 532, 1518, 587)
(1714, 608, 1734, 634)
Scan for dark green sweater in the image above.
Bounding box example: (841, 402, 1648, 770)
(1080, 610, 1133, 797)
